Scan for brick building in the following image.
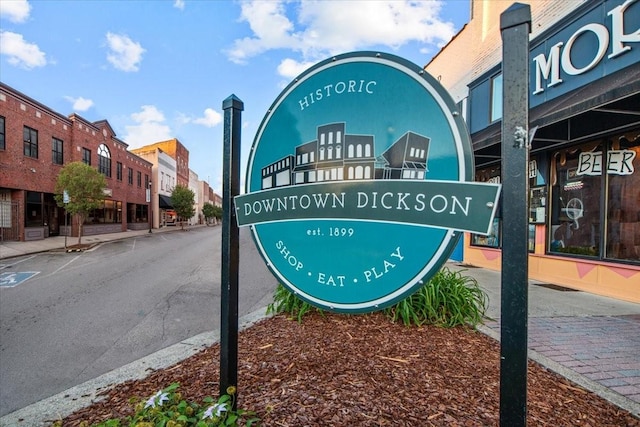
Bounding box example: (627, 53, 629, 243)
(425, 0, 639, 302)
(0, 82, 152, 241)
(132, 139, 190, 187)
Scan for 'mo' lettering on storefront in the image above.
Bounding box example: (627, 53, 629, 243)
(532, 0, 639, 96)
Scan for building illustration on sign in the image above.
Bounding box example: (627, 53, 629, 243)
(260, 122, 430, 190)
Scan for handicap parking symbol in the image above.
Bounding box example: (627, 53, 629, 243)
(0, 272, 39, 288)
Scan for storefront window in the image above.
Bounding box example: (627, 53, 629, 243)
(85, 200, 122, 224)
(127, 204, 149, 223)
(549, 143, 602, 257)
(472, 165, 501, 248)
(25, 191, 43, 227)
(605, 133, 640, 262)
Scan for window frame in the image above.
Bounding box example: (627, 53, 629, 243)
(98, 144, 112, 177)
(490, 73, 503, 123)
(23, 126, 38, 158)
(52, 137, 64, 165)
(82, 148, 91, 165)
(0, 116, 5, 150)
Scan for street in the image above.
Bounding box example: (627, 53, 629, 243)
(0, 226, 277, 416)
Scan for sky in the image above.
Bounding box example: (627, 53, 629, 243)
(0, 0, 470, 195)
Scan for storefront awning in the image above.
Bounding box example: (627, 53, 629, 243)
(159, 194, 173, 209)
(471, 62, 640, 169)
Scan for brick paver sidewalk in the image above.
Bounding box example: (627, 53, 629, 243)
(485, 314, 640, 404)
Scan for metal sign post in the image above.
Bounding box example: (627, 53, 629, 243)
(499, 3, 531, 426)
(220, 94, 243, 408)
(63, 190, 69, 250)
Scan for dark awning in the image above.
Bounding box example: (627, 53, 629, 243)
(470, 62, 640, 169)
(159, 194, 173, 209)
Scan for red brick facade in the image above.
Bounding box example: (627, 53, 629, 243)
(0, 82, 153, 241)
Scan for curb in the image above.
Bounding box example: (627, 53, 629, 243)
(0, 307, 272, 427)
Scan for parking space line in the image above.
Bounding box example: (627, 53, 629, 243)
(51, 255, 80, 275)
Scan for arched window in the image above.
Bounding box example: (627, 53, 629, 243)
(356, 144, 363, 157)
(365, 166, 372, 179)
(348, 167, 354, 180)
(348, 145, 354, 158)
(365, 144, 371, 157)
(98, 144, 111, 177)
(355, 165, 364, 179)
(336, 145, 342, 159)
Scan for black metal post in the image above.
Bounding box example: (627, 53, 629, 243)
(500, 3, 531, 426)
(148, 181, 153, 233)
(220, 94, 243, 407)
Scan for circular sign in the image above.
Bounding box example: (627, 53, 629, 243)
(240, 52, 486, 313)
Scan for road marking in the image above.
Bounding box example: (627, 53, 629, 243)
(0, 271, 40, 288)
(0, 255, 37, 270)
(51, 255, 80, 275)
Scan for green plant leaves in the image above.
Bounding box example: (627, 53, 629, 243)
(269, 267, 488, 328)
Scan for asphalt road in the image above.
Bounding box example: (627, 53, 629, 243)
(0, 226, 277, 416)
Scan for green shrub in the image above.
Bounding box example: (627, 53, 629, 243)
(267, 267, 488, 328)
(383, 267, 488, 327)
(266, 284, 324, 322)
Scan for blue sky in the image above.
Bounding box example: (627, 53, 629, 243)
(0, 0, 470, 194)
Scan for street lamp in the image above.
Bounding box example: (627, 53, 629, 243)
(148, 180, 153, 233)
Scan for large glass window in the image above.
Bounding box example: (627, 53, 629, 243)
(127, 203, 149, 223)
(605, 133, 640, 262)
(98, 144, 111, 177)
(25, 191, 43, 227)
(471, 165, 502, 248)
(52, 137, 63, 165)
(490, 74, 503, 123)
(85, 200, 122, 224)
(23, 126, 38, 158)
(549, 143, 603, 257)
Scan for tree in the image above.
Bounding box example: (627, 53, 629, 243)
(202, 202, 215, 225)
(212, 205, 223, 222)
(54, 161, 107, 246)
(171, 184, 195, 230)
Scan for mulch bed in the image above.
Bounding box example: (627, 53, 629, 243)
(59, 312, 639, 426)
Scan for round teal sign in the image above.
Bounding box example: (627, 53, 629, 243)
(237, 52, 499, 313)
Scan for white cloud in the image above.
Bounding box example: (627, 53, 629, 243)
(277, 58, 316, 79)
(177, 108, 223, 128)
(0, 30, 46, 69)
(105, 32, 145, 72)
(123, 105, 173, 148)
(193, 108, 223, 127)
(173, 0, 185, 10)
(227, 0, 455, 71)
(0, 0, 31, 23)
(226, 1, 298, 64)
(65, 96, 94, 112)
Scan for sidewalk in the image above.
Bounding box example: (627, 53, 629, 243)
(1, 233, 639, 425)
(0, 225, 182, 260)
(448, 263, 640, 416)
